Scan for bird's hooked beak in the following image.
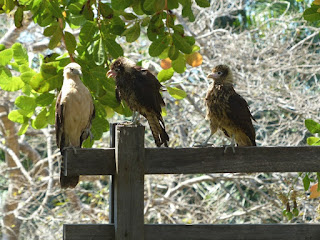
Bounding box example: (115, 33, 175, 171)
(76, 69, 82, 77)
(207, 72, 220, 80)
(107, 69, 117, 79)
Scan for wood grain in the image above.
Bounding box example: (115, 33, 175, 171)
(63, 224, 114, 240)
(145, 146, 320, 174)
(65, 146, 320, 175)
(64, 148, 115, 175)
(114, 125, 145, 240)
(64, 224, 320, 240)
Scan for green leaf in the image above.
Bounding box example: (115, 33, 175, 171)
(149, 35, 169, 57)
(36, 93, 55, 106)
(18, 122, 29, 135)
(48, 28, 62, 49)
(20, 71, 36, 84)
(79, 21, 98, 45)
(172, 53, 186, 73)
(167, 0, 179, 9)
(317, 172, 320, 191)
(168, 45, 179, 60)
(0, 76, 24, 91)
(105, 38, 123, 58)
(100, 2, 113, 18)
(167, 86, 187, 99)
(157, 68, 174, 82)
(46, 103, 55, 125)
(93, 38, 105, 66)
(47, 0, 63, 18)
(14, 7, 23, 28)
(292, 208, 299, 217)
(109, 16, 125, 35)
(122, 12, 137, 20)
(303, 174, 310, 191)
(123, 22, 140, 43)
(143, 0, 156, 12)
(68, 13, 87, 27)
(303, 6, 320, 22)
(195, 0, 210, 7)
(30, 73, 62, 93)
(64, 31, 77, 54)
(0, 49, 12, 66)
(43, 25, 58, 37)
(32, 108, 48, 129)
(305, 119, 320, 134)
(4, 0, 14, 13)
(8, 110, 28, 124)
(181, 0, 195, 22)
(111, 0, 132, 10)
(172, 33, 192, 54)
(98, 92, 120, 108)
(12, 43, 28, 65)
(307, 137, 320, 146)
(15, 96, 36, 112)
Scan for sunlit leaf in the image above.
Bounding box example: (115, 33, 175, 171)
(12, 43, 28, 65)
(172, 53, 186, 73)
(172, 32, 192, 54)
(36, 93, 55, 106)
(157, 68, 174, 82)
(305, 119, 320, 134)
(15, 96, 36, 112)
(8, 110, 28, 124)
(167, 86, 187, 99)
(32, 108, 48, 129)
(18, 122, 29, 135)
(104, 38, 123, 58)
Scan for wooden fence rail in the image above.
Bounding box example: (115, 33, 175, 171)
(63, 124, 320, 240)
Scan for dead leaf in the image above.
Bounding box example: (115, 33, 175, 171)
(160, 58, 172, 70)
(310, 183, 320, 199)
(186, 52, 203, 67)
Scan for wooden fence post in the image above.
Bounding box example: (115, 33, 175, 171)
(114, 125, 145, 240)
(109, 123, 117, 224)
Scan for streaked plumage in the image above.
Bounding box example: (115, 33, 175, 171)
(55, 62, 95, 188)
(205, 65, 256, 147)
(107, 57, 169, 147)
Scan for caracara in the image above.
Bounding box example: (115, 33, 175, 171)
(205, 65, 256, 151)
(55, 62, 95, 188)
(107, 57, 169, 147)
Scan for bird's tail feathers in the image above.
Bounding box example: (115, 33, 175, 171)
(147, 114, 169, 147)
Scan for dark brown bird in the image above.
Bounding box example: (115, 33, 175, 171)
(205, 65, 256, 151)
(107, 57, 169, 147)
(55, 62, 95, 188)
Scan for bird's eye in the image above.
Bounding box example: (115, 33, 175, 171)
(217, 71, 222, 75)
(70, 68, 74, 72)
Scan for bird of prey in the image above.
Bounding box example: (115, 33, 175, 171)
(107, 57, 169, 147)
(205, 65, 256, 151)
(55, 62, 95, 188)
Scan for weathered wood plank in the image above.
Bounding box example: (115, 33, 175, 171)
(64, 146, 320, 175)
(63, 224, 114, 240)
(64, 224, 320, 240)
(64, 148, 115, 175)
(144, 224, 320, 240)
(114, 125, 145, 240)
(145, 146, 320, 174)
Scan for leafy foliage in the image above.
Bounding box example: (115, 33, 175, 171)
(0, 0, 208, 143)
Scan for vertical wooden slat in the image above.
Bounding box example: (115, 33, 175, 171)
(109, 123, 117, 224)
(114, 125, 145, 240)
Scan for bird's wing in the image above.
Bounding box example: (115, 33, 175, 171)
(132, 66, 165, 115)
(55, 91, 64, 151)
(80, 102, 95, 146)
(227, 93, 256, 144)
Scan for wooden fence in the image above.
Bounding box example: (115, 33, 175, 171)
(63, 124, 320, 240)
